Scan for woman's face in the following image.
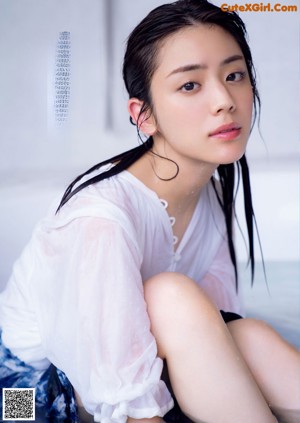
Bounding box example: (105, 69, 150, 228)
(149, 24, 254, 167)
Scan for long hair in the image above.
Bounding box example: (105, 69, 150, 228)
(57, 0, 261, 287)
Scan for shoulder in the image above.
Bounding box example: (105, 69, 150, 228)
(53, 173, 138, 224)
(30, 183, 144, 268)
(191, 181, 226, 241)
(207, 177, 223, 203)
(198, 179, 224, 223)
(38, 171, 157, 248)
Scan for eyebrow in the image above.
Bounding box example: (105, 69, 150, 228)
(167, 54, 244, 77)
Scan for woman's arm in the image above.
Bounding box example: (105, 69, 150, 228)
(32, 213, 173, 421)
(76, 390, 165, 423)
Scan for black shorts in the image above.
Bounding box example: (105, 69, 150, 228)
(163, 310, 243, 422)
(219, 310, 243, 324)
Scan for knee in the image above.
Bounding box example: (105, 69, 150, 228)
(144, 271, 193, 302)
(144, 273, 220, 356)
(144, 272, 216, 315)
(228, 317, 285, 353)
(228, 317, 272, 337)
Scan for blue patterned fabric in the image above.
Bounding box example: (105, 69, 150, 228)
(0, 330, 78, 422)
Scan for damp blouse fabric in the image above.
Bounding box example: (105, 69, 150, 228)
(0, 170, 244, 422)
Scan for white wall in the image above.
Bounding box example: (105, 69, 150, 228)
(0, 0, 109, 171)
(0, 0, 298, 172)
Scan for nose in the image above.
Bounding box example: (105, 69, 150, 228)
(209, 81, 236, 115)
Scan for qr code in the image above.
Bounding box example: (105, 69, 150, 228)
(2, 388, 35, 421)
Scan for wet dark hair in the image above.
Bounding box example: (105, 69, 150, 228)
(57, 0, 261, 287)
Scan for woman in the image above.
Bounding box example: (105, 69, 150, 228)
(0, 1, 299, 422)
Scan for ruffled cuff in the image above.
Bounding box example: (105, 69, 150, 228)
(93, 380, 174, 423)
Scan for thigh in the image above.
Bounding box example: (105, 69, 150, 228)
(227, 317, 300, 410)
(226, 317, 298, 360)
(162, 310, 243, 423)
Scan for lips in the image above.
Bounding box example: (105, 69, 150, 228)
(209, 122, 241, 137)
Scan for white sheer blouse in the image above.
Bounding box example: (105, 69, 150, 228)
(0, 170, 244, 422)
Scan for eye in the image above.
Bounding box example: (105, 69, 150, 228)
(180, 81, 200, 92)
(226, 71, 246, 82)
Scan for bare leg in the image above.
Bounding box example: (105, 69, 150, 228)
(227, 319, 300, 422)
(144, 272, 277, 423)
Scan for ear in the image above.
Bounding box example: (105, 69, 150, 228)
(127, 98, 157, 136)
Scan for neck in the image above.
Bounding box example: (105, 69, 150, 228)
(128, 148, 217, 249)
(128, 148, 217, 217)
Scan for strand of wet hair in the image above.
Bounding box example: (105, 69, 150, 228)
(56, 138, 154, 212)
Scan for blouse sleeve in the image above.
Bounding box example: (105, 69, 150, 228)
(31, 210, 173, 422)
(199, 237, 245, 316)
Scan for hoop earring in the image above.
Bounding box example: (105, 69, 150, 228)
(136, 120, 179, 182)
(149, 150, 179, 182)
